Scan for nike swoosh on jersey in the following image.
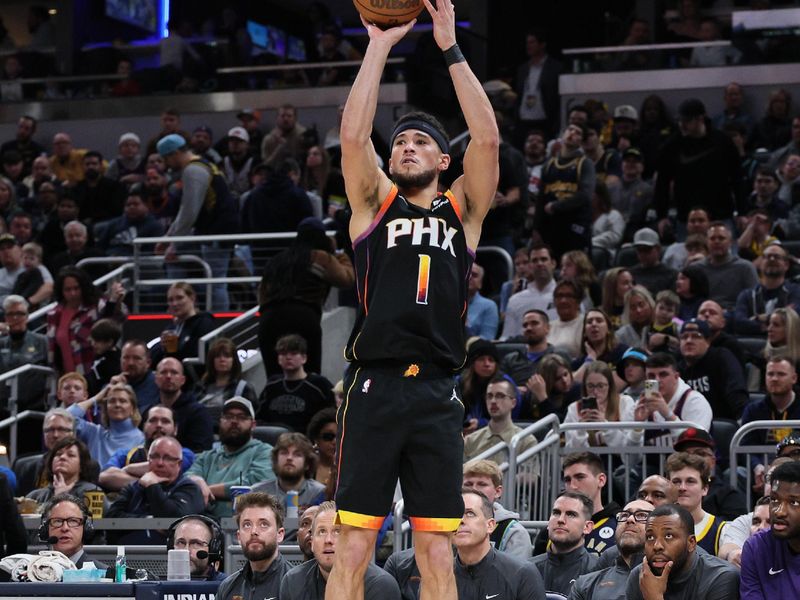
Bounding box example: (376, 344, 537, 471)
(485, 595, 500, 599)
(769, 567, 784, 575)
(678, 148, 717, 165)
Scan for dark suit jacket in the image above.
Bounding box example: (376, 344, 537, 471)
(0, 472, 27, 558)
(515, 55, 563, 134)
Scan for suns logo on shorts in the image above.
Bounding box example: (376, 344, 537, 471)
(404, 364, 420, 377)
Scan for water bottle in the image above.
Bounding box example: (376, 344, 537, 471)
(115, 546, 127, 582)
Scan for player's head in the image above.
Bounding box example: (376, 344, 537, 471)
(389, 111, 451, 189)
(644, 504, 696, 576)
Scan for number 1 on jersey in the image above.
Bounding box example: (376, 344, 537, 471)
(416, 254, 431, 305)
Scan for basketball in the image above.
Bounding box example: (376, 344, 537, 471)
(353, 0, 425, 28)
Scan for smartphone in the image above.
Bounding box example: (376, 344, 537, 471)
(580, 396, 598, 411)
(644, 379, 659, 396)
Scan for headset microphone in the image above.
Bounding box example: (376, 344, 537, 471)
(195, 551, 209, 560)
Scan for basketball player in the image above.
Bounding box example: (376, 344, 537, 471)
(325, 1, 499, 600)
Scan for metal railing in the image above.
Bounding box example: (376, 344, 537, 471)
(729, 419, 800, 507)
(0, 364, 58, 462)
(508, 415, 562, 521)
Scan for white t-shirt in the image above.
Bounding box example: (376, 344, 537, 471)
(501, 280, 557, 340)
(519, 62, 546, 121)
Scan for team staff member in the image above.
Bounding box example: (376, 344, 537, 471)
(329, 1, 499, 600)
(168, 515, 226, 581)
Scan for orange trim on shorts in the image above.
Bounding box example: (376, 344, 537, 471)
(337, 509, 386, 530)
(444, 189, 462, 222)
(335, 367, 360, 492)
(409, 516, 462, 532)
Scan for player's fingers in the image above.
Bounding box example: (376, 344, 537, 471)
(422, 0, 436, 15)
(662, 561, 673, 577)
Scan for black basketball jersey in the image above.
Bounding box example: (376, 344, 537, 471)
(345, 185, 473, 370)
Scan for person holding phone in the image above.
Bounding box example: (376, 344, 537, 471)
(563, 361, 644, 450)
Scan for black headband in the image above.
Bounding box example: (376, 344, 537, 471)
(391, 119, 450, 154)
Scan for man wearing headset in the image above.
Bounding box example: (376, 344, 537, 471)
(168, 514, 226, 581)
(40, 493, 105, 569)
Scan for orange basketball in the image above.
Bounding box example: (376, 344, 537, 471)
(353, 0, 425, 28)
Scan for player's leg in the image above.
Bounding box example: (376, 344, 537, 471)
(414, 530, 457, 600)
(325, 525, 379, 600)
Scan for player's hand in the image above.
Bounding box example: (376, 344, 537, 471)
(360, 15, 416, 46)
(640, 556, 671, 600)
(423, 0, 457, 50)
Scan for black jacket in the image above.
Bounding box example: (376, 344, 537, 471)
(0, 473, 26, 559)
(530, 545, 599, 595)
(149, 311, 216, 366)
(144, 392, 214, 453)
(679, 346, 748, 421)
(281, 558, 400, 600)
(216, 554, 291, 600)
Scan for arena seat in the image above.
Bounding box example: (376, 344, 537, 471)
(494, 342, 527, 362)
(613, 245, 638, 267)
(711, 419, 738, 467)
(591, 246, 612, 272)
(253, 425, 292, 445)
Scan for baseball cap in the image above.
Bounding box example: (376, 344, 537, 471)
(237, 108, 262, 122)
(0, 233, 16, 247)
(156, 134, 187, 157)
(613, 105, 638, 121)
(777, 434, 800, 456)
(678, 98, 706, 120)
(228, 127, 250, 143)
(633, 228, 660, 247)
(467, 339, 499, 364)
(298, 217, 326, 232)
(616, 347, 648, 379)
(674, 427, 715, 452)
(193, 125, 213, 137)
(223, 396, 255, 419)
(681, 318, 710, 339)
(118, 132, 140, 146)
(622, 148, 643, 161)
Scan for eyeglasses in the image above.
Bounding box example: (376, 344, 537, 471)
(44, 427, 73, 436)
(585, 382, 609, 391)
(221, 413, 253, 423)
(485, 393, 513, 401)
(615, 510, 651, 523)
(174, 538, 209, 550)
(319, 432, 336, 442)
(148, 453, 181, 463)
(240, 520, 274, 532)
(47, 517, 85, 529)
(4, 311, 26, 318)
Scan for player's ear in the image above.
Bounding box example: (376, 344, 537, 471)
(438, 153, 451, 171)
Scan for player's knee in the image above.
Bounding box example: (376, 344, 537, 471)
(334, 528, 376, 572)
(414, 533, 454, 577)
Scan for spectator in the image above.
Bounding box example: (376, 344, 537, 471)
(106, 436, 205, 540)
(14, 241, 51, 310)
(636, 475, 679, 507)
(642, 352, 712, 445)
(316, 25, 348, 86)
(502, 308, 558, 385)
(306, 408, 336, 488)
(616, 285, 655, 349)
(296, 505, 319, 561)
(23, 156, 57, 197)
(676, 264, 709, 321)
(463, 377, 538, 465)
(665, 452, 728, 556)
(465, 263, 499, 340)
(459, 340, 504, 431)
(500, 250, 533, 320)
(195, 338, 257, 424)
(99, 405, 193, 492)
(0, 116, 45, 177)
(638, 95, 674, 179)
(514, 28, 562, 139)
(46, 220, 106, 282)
(738, 168, 788, 224)
(112, 339, 159, 414)
(256, 334, 334, 433)
(591, 181, 625, 252)
(572, 309, 628, 385)
(149, 282, 215, 366)
(740, 461, 800, 596)
(15, 408, 75, 495)
(462, 460, 534, 561)
(560, 250, 600, 308)
(39, 194, 78, 260)
(449, 488, 545, 595)
(696, 222, 758, 310)
(654, 99, 741, 231)
(523, 129, 547, 202)
(673, 428, 746, 522)
(187, 397, 273, 519)
(216, 492, 292, 600)
(0, 235, 23, 304)
(734, 243, 800, 335)
(168, 515, 225, 581)
(0, 295, 48, 424)
(72, 151, 125, 225)
(570, 499, 654, 599)
(689, 18, 741, 67)
(261, 104, 307, 167)
(150, 357, 214, 453)
(0, 177, 19, 228)
(768, 115, 800, 170)
(49, 133, 88, 187)
(189, 125, 222, 166)
(625, 504, 739, 599)
(697, 300, 747, 369)
(616, 148, 653, 243)
(154, 134, 239, 311)
(738, 210, 778, 266)
(547, 279, 585, 360)
(648, 290, 681, 354)
(55, 372, 88, 410)
(663, 207, 711, 270)
(713, 82, 754, 137)
(257, 220, 354, 376)
(600, 267, 633, 328)
(526, 353, 581, 422)
(105, 133, 145, 186)
(252, 432, 325, 537)
(144, 108, 190, 157)
(678, 318, 748, 421)
(501, 245, 558, 340)
(46, 267, 126, 376)
(26, 437, 102, 506)
(751, 89, 793, 152)
(301, 145, 344, 219)
(564, 361, 642, 451)
(39, 494, 98, 568)
(66, 383, 144, 468)
(8, 212, 33, 247)
(279, 500, 400, 600)
(222, 127, 255, 201)
(775, 153, 800, 207)
(2, 153, 27, 200)
(617, 347, 649, 401)
(84, 318, 121, 396)
(629, 228, 677, 297)
(96, 188, 165, 257)
(236, 109, 265, 160)
(584, 124, 621, 187)
(535, 123, 595, 259)
(530, 491, 599, 595)
(762, 307, 800, 369)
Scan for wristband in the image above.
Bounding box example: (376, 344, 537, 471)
(443, 43, 466, 67)
(583, 356, 594, 364)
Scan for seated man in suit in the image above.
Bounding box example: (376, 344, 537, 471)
(40, 493, 104, 568)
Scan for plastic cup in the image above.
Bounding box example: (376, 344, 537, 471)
(230, 485, 252, 509)
(162, 331, 179, 353)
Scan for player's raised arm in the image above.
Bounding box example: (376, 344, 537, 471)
(340, 18, 415, 221)
(423, 0, 499, 228)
